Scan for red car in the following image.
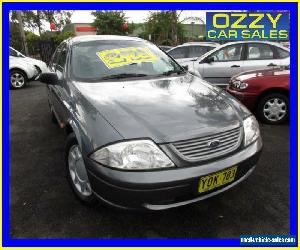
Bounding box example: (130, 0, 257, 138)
(227, 67, 289, 125)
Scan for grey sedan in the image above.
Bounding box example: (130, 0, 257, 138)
(39, 35, 262, 210)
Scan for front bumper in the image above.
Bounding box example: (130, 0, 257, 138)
(86, 138, 262, 210)
(226, 87, 259, 111)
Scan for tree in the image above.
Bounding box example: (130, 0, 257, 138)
(15, 11, 29, 55)
(10, 22, 23, 52)
(144, 11, 185, 46)
(42, 10, 73, 31)
(11, 10, 73, 35)
(91, 11, 128, 35)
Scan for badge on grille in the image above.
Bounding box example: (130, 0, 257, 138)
(208, 139, 220, 149)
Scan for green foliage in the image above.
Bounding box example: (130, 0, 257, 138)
(23, 31, 75, 56)
(91, 11, 127, 35)
(25, 32, 40, 55)
(144, 11, 185, 45)
(11, 10, 73, 35)
(53, 31, 75, 43)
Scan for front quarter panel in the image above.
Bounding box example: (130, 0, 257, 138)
(68, 82, 124, 156)
(220, 89, 252, 119)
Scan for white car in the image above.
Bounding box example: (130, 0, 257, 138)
(9, 47, 48, 89)
(9, 56, 40, 89)
(183, 41, 290, 87)
(10, 47, 48, 73)
(167, 42, 219, 65)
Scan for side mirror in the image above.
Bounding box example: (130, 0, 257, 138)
(38, 72, 58, 85)
(206, 56, 214, 64)
(183, 65, 189, 71)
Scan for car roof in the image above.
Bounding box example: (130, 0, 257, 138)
(68, 35, 145, 45)
(216, 40, 289, 50)
(173, 42, 218, 48)
(183, 42, 220, 46)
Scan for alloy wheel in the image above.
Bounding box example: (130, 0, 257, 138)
(10, 72, 25, 88)
(68, 145, 92, 197)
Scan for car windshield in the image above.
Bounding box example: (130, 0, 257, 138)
(71, 40, 184, 81)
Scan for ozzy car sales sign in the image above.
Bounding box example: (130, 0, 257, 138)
(206, 12, 289, 40)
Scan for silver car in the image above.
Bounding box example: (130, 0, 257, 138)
(167, 42, 219, 65)
(183, 41, 290, 87)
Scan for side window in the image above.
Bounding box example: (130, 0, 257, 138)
(276, 47, 290, 58)
(49, 43, 67, 72)
(168, 47, 188, 59)
(56, 44, 68, 72)
(188, 46, 209, 58)
(49, 46, 61, 70)
(212, 44, 242, 62)
(247, 43, 274, 60)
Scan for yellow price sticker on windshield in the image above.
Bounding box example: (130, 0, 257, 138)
(96, 47, 157, 69)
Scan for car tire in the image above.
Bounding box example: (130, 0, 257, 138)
(65, 133, 97, 205)
(257, 92, 289, 125)
(10, 69, 27, 89)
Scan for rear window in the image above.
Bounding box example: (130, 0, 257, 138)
(277, 48, 290, 58)
(168, 47, 188, 59)
(188, 46, 214, 58)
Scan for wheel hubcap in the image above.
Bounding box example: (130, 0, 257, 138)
(68, 145, 92, 196)
(10, 73, 25, 88)
(263, 98, 287, 122)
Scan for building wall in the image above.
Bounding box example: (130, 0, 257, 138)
(74, 23, 97, 36)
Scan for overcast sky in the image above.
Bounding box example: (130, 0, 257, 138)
(71, 10, 213, 24)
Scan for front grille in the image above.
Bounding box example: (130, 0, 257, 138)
(171, 127, 242, 161)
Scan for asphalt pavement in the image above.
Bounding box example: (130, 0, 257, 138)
(10, 81, 290, 239)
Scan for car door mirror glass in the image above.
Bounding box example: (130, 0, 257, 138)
(38, 72, 58, 85)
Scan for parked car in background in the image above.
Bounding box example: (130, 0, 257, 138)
(38, 35, 262, 210)
(9, 56, 39, 89)
(10, 47, 48, 74)
(159, 45, 173, 51)
(167, 42, 219, 65)
(227, 66, 289, 124)
(184, 41, 290, 87)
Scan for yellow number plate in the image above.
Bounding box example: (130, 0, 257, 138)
(198, 166, 237, 193)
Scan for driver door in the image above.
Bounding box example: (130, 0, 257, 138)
(199, 44, 245, 87)
(48, 43, 68, 124)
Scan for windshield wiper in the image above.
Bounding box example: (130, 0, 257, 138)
(99, 73, 148, 80)
(161, 69, 185, 76)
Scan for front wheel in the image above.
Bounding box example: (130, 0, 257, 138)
(10, 69, 27, 89)
(257, 93, 289, 125)
(65, 133, 97, 205)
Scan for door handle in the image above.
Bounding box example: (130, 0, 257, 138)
(231, 65, 240, 68)
(267, 63, 277, 66)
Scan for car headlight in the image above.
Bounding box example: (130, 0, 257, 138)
(90, 140, 175, 170)
(243, 116, 260, 147)
(231, 80, 248, 90)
